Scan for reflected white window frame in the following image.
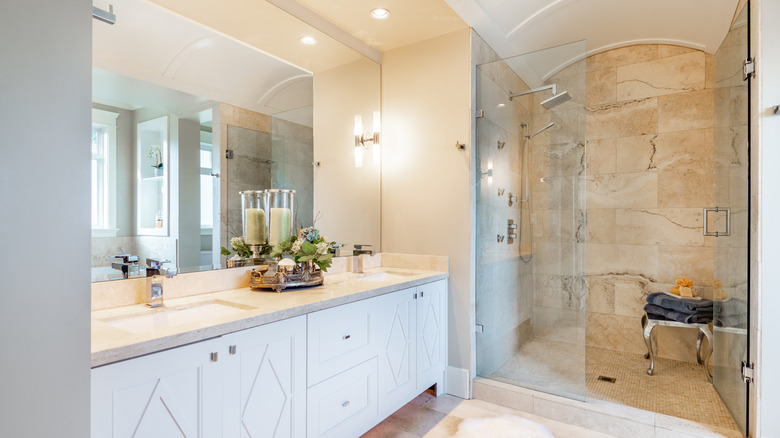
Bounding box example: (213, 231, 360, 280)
(199, 141, 214, 230)
(91, 108, 119, 237)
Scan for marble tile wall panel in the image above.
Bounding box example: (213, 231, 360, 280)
(586, 172, 658, 209)
(587, 97, 659, 140)
(586, 67, 617, 106)
(585, 209, 617, 244)
(616, 52, 705, 101)
(616, 130, 711, 173)
(586, 139, 616, 174)
(615, 208, 704, 246)
(587, 45, 658, 73)
(658, 89, 714, 132)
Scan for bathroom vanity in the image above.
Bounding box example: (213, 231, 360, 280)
(91, 256, 448, 437)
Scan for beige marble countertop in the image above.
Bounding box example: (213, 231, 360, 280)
(91, 266, 448, 367)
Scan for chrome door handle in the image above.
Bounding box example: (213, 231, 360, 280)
(703, 207, 731, 237)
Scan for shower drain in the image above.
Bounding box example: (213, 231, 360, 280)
(597, 375, 617, 383)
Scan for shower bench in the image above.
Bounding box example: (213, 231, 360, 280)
(641, 314, 713, 383)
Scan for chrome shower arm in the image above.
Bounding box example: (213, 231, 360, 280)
(509, 84, 556, 101)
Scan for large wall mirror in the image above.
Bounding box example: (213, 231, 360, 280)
(91, 0, 380, 282)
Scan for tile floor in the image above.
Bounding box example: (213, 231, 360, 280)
(362, 392, 615, 438)
(486, 339, 740, 431)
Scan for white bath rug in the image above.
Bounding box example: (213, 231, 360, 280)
(454, 415, 555, 438)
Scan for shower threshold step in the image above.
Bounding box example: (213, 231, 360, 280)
(472, 378, 742, 438)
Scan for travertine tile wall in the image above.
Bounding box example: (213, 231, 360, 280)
(580, 45, 716, 362)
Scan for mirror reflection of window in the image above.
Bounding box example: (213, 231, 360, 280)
(91, 108, 118, 236)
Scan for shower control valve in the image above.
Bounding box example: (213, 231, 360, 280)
(497, 234, 505, 243)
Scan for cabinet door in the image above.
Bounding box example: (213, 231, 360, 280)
(91, 337, 222, 438)
(416, 280, 446, 392)
(222, 316, 306, 438)
(376, 287, 417, 416)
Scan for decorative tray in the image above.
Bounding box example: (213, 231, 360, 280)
(249, 261, 324, 292)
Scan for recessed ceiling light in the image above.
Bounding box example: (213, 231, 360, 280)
(370, 8, 390, 19)
(299, 36, 317, 45)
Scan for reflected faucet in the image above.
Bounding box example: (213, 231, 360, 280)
(353, 244, 375, 274)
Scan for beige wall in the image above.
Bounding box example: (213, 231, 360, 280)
(381, 29, 472, 374)
(313, 58, 381, 249)
(582, 45, 717, 362)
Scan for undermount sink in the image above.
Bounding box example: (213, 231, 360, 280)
(101, 300, 256, 334)
(358, 271, 417, 282)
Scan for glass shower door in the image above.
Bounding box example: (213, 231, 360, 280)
(475, 41, 587, 400)
(711, 3, 750, 434)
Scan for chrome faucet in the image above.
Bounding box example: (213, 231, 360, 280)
(353, 244, 375, 274)
(145, 258, 176, 308)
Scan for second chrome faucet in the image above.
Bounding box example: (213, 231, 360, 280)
(145, 258, 176, 308)
(353, 244, 375, 274)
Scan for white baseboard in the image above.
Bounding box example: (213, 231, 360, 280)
(446, 366, 470, 399)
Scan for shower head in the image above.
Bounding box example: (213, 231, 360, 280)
(526, 122, 554, 139)
(540, 91, 571, 110)
(509, 84, 571, 110)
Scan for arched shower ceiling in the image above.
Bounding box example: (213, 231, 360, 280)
(447, 0, 738, 83)
(92, 0, 323, 115)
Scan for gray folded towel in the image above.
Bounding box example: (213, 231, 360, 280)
(646, 292, 713, 314)
(644, 304, 713, 324)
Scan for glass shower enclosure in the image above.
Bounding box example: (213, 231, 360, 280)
(475, 41, 588, 400)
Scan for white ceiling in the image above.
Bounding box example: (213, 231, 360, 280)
(446, 0, 739, 62)
(296, 0, 468, 52)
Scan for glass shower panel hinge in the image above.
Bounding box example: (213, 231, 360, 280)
(742, 361, 755, 383)
(475, 324, 484, 333)
(743, 58, 755, 80)
(476, 109, 485, 119)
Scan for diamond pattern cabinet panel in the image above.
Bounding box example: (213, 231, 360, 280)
(91, 337, 222, 438)
(416, 280, 447, 393)
(376, 287, 417, 417)
(222, 315, 306, 438)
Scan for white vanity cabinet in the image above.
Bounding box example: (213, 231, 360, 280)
(91, 337, 223, 437)
(222, 316, 306, 438)
(92, 279, 447, 438)
(377, 280, 447, 418)
(91, 316, 306, 437)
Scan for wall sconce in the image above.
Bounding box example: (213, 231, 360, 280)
(480, 161, 493, 185)
(354, 111, 381, 168)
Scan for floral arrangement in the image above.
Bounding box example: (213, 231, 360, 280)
(221, 236, 252, 259)
(147, 144, 163, 168)
(670, 276, 697, 297)
(269, 227, 335, 271)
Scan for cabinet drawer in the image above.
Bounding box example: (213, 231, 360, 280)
(307, 358, 378, 438)
(307, 298, 377, 385)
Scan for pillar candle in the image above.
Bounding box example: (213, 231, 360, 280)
(245, 208, 266, 245)
(269, 207, 291, 246)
